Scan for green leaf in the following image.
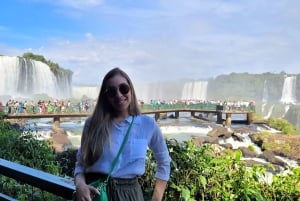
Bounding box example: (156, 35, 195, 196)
(181, 188, 191, 201)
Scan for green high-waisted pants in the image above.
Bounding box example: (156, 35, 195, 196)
(85, 173, 144, 201)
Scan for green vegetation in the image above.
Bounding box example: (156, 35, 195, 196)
(248, 145, 255, 152)
(0, 118, 64, 200)
(267, 117, 298, 134)
(0, 115, 299, 200)
(252, 112, 265, 121)
(22, 52, 72, 75)
(142, 140, 300, 201)
(285, 105, 300, 130)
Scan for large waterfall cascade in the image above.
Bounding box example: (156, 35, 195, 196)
(262, 80, 269, 103)
(134, 80, 208, 103)
(280, 76, 297, 104)
(0, 56, 208, 103)
(0, 56, 72, 99)
(181, 81, 208, 100)
(261, 80, 269, 113)
(72, 86, 100, 99)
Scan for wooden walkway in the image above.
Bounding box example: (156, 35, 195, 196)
(4, 108, 253, 128)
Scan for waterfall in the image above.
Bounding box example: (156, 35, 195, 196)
(261, 80, 269, 113)
(282, 105, 290, 118)
(262, 80, 269, 103)
(280, 76, 297, 104)
(0, 56, 72, 99)
(264, 104, 274, 119)
(72, 86, 100, 99)
(133, 80, 208, 103)
(135, 82, 178, 103)
(181, 81, 208, 100)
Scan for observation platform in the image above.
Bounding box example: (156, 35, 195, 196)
(3, 103, 255, 128)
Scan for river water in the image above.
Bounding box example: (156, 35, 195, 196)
(25, 112, 214, 148)
(23, 112, 263, 148)
(23, 112, 299, 170)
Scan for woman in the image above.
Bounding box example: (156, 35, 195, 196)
(74, 67, 171, 201)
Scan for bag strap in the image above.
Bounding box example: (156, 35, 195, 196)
(104, 115, 135, 183)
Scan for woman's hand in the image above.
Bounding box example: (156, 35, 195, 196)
(75, 182, 99, 201)
(74, 173, 99, 201)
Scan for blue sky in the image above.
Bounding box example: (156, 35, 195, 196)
(1, 0, 300, 85)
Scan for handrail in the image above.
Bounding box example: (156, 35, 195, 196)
(0, 193, 17, 201)
(0, 158, 75, 200)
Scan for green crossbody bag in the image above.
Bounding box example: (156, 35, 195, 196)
(73, 116, 135, 201)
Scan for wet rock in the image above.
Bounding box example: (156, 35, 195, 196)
(191, 136, 205, 146)
(259, 150, 288, 167)
(51, 129, 72, 152)
(192, 136, 219, 146)
(242, 159, 282, 174)
(239, 146, 258, 158)
(207, 126, 233, 138)
(220, 143, 233, 149)
(251, 133, 300, 161)
(233, 127, 258, 134)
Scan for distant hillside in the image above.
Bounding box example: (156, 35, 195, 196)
(207, 72, 300, 103)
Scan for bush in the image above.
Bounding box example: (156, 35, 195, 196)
(0, 118, 63, 200)
(55, 148, 77, 178)
(267, 117, 298, 134)
(141, 140, 300, 201)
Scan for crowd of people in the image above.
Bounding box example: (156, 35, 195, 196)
(0, 98, 255, 115)
(0, 99, 96, 114)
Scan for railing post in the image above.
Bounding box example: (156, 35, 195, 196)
(191, 111, 195, 118)
(154, 112, 160, 121)
(247, 112, 253, 125)
(216, 111, 223, 124)
(225, 113, 232, 127)
(175, 111, 179, 119)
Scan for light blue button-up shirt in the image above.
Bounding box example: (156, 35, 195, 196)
(74, 115, 171, 181)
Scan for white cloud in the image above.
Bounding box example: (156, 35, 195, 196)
(85, 33, 94, 41)
(2, 0, 300, 85)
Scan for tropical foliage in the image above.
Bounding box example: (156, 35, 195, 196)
(142, 140, 300, 201)
(0, 119, 64, 201)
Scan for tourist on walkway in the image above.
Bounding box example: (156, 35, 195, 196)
(74, 67, 171, 201)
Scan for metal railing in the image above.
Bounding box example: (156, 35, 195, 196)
(0, 158, 75, 200)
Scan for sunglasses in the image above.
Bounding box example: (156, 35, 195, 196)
(105, 83, 130, 98)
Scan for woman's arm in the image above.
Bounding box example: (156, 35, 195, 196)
(151, 178, 168, 201)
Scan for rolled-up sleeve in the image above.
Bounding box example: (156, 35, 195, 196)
(74, 148, 85, 176)
(149, 121, 171, 181)
(74, 118, 91, 176)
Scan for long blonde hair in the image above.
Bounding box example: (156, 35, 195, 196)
(80, 67, 141, 167)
